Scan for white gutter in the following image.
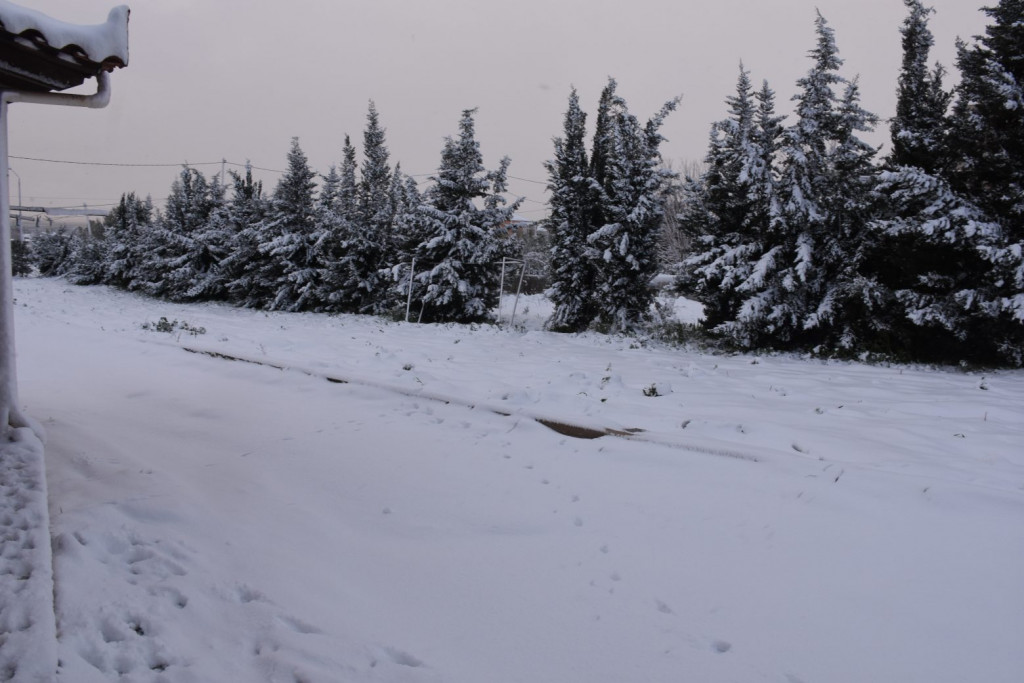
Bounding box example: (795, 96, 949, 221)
(0, 71, 112, 435)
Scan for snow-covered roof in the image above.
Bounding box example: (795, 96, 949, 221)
(0, 1, 128, 92)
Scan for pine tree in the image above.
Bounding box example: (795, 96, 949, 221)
(588, 80, 618, 233)
(588, 82, 679, 332)
(943, 0, 1024, 364)
(334, 102, 395, 313)
(180, 174, 234, 301)
(222, 163, 271, 307)
(338, 135, 358, 223)
(134, 167, 222, 301)
(102, 192, 154, 289)
(386, 170, 424, 316)
(30, 227, 76, 277)
(318, 136, 358, 311)
(889, 0, 952, 173)
(858, 0, 966, 360)
(66, 228, 107, 285)
(318, 165, 341, 215)
(411, 108, 520, 323)
(306, 164, 345, 311)
(682, 66, 773, 329)
(722, 13, 879, 351)
(805, 77, 884, 349)
(867, 166, 1002, 361)
(546, 87, 599, 332)
(255, 138, 320, 311)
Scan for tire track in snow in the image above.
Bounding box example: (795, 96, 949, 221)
(180, 344, 761, 463)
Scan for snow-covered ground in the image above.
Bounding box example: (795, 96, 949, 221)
(5, 277, 1024, 682)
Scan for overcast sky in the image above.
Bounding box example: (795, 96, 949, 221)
(9, 0, 990, 225)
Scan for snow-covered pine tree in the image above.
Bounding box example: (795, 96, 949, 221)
(319, 135, 358, 311)
(318, 164, 341, 216)
(546, 87, 600, 332)
(29, 227, 76, 277)
(102, 192, 153, 289)
(222, 163, 271, 307)
(385, 169, 424, 315)
(133, 166, 221, 301)
(256, 138, 321, 311)
(943, 0, 1024, 364)
(723, 13, 879, 351)
(587, 80, 617, 234)
(338, 135, 358, 223)
(334, 102, 395, 314)
(587, 81, 679, 333)
(805, 77, 885, 350)
(65, 227, 107, 285)
(867, 166, 1002, 361)
(889, 0, 952, 174)
(704, 66, 756, 237)
(682, 66, 771, 330)
(178, 174, 235, 301)
(411, 108, 521, 323)
(306, 164, 345, 312)
(860, 0, 972, 361)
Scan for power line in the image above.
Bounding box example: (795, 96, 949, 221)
(10, 155, 285, 174)
(11, 155, 219, 168)
(10, 154, 550, 214)
(508, 175, 547, 186)
(12, 154, 548, 186)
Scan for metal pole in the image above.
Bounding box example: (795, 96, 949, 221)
(497, 257, 508, 325)
(0, 99, 15, 431)
(405, 258, 416, 323)
(509, 260, 527, 328)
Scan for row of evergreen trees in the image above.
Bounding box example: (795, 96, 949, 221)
(678, 0, 1023, 366)
(32, 105, 519, 323)
(27, 1, 1022, 365)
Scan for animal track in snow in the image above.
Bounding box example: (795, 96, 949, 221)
(0, 430, 58, 681)
(712, 639, 732, 653)
(52, 526, 192, 678)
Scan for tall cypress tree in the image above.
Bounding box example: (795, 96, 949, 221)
(682, 66, 764, 329)
(588, 87, 678, 333)
(546, 87, 599, 332)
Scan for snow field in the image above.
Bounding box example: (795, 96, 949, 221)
(6, 277, 1024, 682)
